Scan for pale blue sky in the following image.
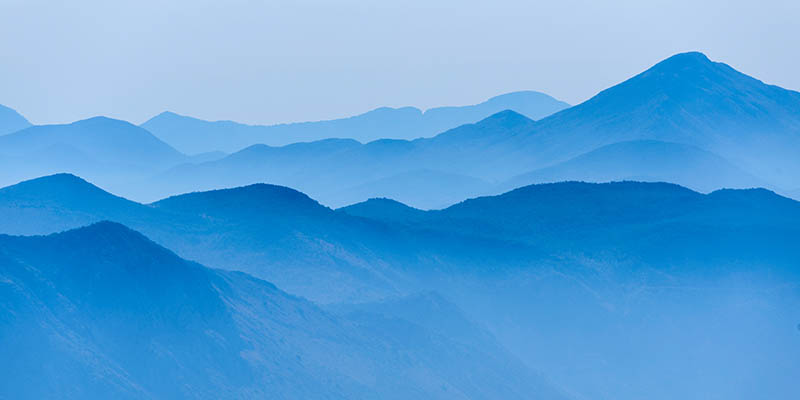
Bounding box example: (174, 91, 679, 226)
(2, 0, 799, 125)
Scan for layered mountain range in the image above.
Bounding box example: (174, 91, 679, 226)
(2, 174, 799, 399)
(141, 90, 570, 153)
(3, 52, 799, 207)
(144, 52, 800, 207)
(2, 51, 800, 399)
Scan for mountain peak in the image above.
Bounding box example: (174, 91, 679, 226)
(70, 115, 139, 129)
(1, 173, 100, 195)
(62, 220, 140, 238)
(152, 183, 328, 217)
(481, 109, 531, 124)
(655, 51, 712, 67)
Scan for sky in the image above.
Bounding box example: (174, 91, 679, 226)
(2, 0, 799, 126)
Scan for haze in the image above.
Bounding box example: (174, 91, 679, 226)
(2, 0, 799, 125)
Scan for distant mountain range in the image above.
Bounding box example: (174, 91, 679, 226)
(0, 116, 223, 198)
(143, 52, 800, 207)
(4, 52, 799, 208)
(0, 221, 565, 399)
(5, 50, 800, 400)
(2, 175, 799, 399)
(141, 91, 570, 154)
(0, 104, 31, 135)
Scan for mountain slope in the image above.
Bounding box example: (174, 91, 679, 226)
(338, 198, 428, 225)
(502, 140, 767, 193)
(333, 169, 493, 209)
(338, 181, 800, 400)
(509, 52, 800, 185)
(0, 104, 31, 135)
(141, 91, 568, 154)
(0, 222, 567, 399)
(4, 175, 800, 400)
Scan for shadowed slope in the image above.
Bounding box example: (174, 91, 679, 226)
(0, 222, 568, 400)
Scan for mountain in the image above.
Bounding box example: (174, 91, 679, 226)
(141, 91, 569, 154)
(0, 104, 31, 135)
(0, 173, 150, 235)
(0, 117, 187, 195)
(0, 221, 566, 399)
(4, 175, 800, 399)
(339, 181, 800, 400)
(0, 174, 413, 303)
(501, 140, 767, 193)
(507, 52, 800, 186)
(338, 197, 428, 225)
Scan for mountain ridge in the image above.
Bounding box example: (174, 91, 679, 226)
(141, 91, 569, 153)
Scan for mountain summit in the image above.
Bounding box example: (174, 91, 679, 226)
(508, 51, 800, 188)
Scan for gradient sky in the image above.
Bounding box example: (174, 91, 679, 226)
(2, 0, 799, 125)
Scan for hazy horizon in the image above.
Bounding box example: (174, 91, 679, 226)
(2, 0, 799, 126)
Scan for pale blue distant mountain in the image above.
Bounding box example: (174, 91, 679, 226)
(141, 90, 569, 154)
(0, 116, 188, 196)
(501, 140, 768, 193)
(147, 110, 534, 206)
(0, 104, 31, 135)
(0, 221, 565, 399)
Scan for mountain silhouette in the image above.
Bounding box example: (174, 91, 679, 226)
(146, 110, 537, 206)
(0, 117, 187, 195)
(0, 221, 565, 399)
(0, 174, 412, 303)
(338, 197, 428, 225)
(0, 104, 31, 135)
(141, 91, 569, 154)
(510, 52, 800, 186)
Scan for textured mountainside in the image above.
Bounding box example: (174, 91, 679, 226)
(4, 175, 800, 399)
(0, 221, 566, 399)
(141, 91, 569, 154)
